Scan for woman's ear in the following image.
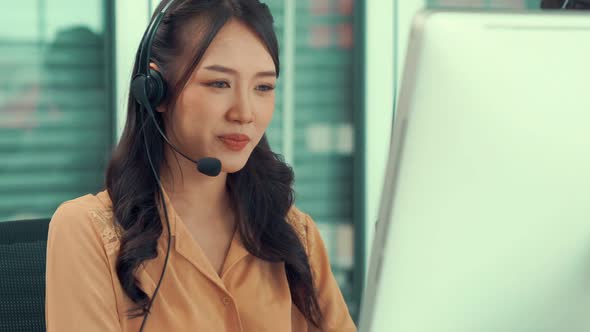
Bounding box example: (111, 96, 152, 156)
(149, 62, 168, 113)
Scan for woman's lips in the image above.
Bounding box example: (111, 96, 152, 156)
(219, 134, 250, 151)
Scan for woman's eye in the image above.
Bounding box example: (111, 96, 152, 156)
(207, 81, 230, 88)
(256, 84, 275, 92)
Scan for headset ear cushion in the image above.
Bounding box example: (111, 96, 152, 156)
(147, 68, 167, 107)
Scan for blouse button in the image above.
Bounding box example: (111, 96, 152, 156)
(222, 296, 232, 306)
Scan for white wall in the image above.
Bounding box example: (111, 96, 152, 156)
(363, 0, 425, 278)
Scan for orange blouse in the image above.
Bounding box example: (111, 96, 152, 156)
(45, 190, 356, 331)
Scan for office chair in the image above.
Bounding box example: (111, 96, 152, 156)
(0, 218, 50, 332)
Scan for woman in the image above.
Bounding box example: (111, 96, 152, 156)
(45, 0, 357, 331)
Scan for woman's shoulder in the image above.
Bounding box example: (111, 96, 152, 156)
(51, 190, 113, 224)
(287, 204, 308, 230)
(286, 205, 319, 252)
(49, 190, 120, 254)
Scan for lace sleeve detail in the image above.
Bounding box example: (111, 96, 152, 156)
(287, 206, 309, 255)
(89, 208, 121, 255)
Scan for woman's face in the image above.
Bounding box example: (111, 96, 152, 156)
(161, 19, 277, 174)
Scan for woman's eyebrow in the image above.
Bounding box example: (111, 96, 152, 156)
(204, 64, 276, 78)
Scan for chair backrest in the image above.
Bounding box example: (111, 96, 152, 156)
(0, 218, 50, 332)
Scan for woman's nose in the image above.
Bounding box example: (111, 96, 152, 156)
(226, 90, 254, 124)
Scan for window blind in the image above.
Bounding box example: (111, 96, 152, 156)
(0, 2, 112, 222)
(266, 0, 359, 317)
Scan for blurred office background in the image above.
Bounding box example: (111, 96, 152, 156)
(0, 0, 550, 323)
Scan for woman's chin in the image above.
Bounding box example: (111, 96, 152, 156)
(220, 157, 249, 174)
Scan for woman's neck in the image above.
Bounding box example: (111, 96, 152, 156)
(159, 150, 233, 228)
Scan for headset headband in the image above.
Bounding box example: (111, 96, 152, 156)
(136, 0, 177, 77)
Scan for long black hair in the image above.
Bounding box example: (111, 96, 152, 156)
(105, 0, 323, 327)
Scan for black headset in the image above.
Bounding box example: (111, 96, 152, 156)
(131, 0, 221, 177)
(129, 1, 221, 330)
(130, 2, 171, 111)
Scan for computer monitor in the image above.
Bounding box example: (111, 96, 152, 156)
(360, 10, 590, 332)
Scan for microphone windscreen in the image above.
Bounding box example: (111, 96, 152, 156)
(196, 157, 222, 177)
